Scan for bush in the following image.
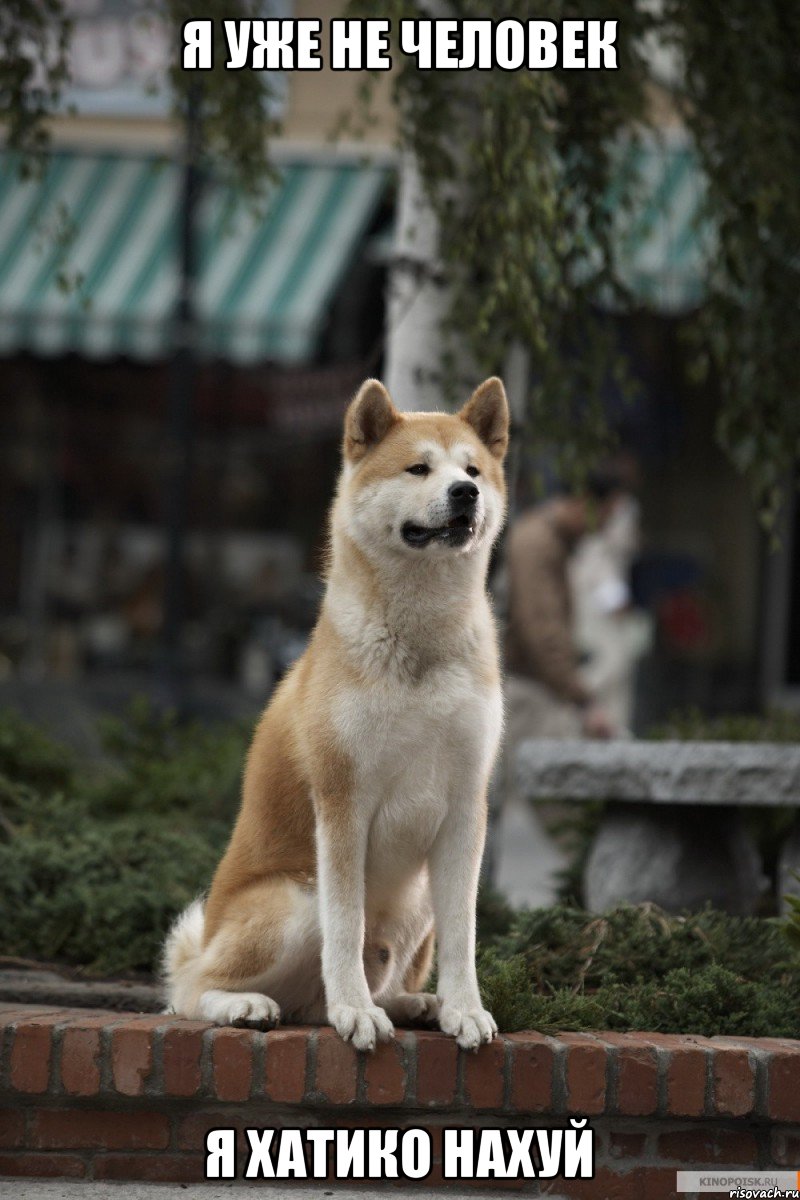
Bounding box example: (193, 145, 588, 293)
(649, 707, 800, 743)
(0, 701, 246, 974)
(90, 697, 249, 819)
(0, 811, 224, 974)
(2, 705, 800, 1037)
(0, 707, 74, 792)
(475, 895, 800, 1037)
(785, 874, 800, 954)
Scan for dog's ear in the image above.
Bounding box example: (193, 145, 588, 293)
(459, 377, 509, 460)
(344, 379, 401, 462)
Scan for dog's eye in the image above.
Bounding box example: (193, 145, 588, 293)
(466, 465, 480, 478)
(406, 463, 430, 476)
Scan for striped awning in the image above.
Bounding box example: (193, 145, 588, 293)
(0, 151, 389, 363)
(611, 134, 711, 313)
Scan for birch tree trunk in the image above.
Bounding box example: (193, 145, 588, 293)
(383, 151, 451, 412)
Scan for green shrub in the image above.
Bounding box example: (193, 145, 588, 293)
(0, 700, 245, 975)
(649, 706, 800, 743)
(0, 707, 74, 791)
(90, 697, 248, 819)
(0, 811, 225, 973)
(479, 959, 799, 1040)
(2, 705, 800, 1038)
(785, 873, 800, 954)
(475, 896, 800, 1037)
(492, 902, 795, 989)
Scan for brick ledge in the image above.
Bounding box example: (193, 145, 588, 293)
(1, 1003, 799, 1193)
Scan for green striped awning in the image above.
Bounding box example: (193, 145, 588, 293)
(610, 134, 711, 312)
(0, 152, 389, 363)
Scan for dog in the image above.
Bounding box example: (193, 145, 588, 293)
(163, 376, 509, 1051)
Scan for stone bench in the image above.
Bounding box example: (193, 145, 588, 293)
(516, 740, 800, 914)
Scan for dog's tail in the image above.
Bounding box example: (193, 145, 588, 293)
(161, 898, 206, 1014)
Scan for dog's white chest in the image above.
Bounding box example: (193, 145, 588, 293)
(336, 661, 497, 777)
(333, 662, 501, 888)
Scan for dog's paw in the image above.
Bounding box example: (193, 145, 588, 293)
(384, 992, 440, 1025)
(329, 1003, 394, 1052)
(199, 989, 281, 1029)
(438, 1002, 497, 1050)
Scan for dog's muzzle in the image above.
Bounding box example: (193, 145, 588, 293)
(401, 482, 480, 548)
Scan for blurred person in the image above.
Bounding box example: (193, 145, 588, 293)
(503, 468, 627, 743)
(570, 489, 653, 733)
(488, 468, 628, 908)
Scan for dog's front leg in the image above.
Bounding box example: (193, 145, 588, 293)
(316, 810, 394, 1052)
(428, 795, 497, 1051)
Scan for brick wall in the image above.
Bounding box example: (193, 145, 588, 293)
(1, 1004, 799, 1196)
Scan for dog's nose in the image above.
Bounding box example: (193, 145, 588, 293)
(448, 480, 479, 509)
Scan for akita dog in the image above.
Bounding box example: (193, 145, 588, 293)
(163, 376, 509, 1051)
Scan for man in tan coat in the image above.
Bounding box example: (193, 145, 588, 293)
(504, 479, 624, 745)
(490, 475, 626, 904)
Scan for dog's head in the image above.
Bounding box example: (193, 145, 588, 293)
(336, 377, 509, 562)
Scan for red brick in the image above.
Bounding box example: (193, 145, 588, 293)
(45, 1007, 119, 1024)
(0, 1106, 25, 1148)
(712, 1048, 755, 1117)
(94, 1153, 207, 1182)
(666, 1044, 708, 1117)
(712, 1035, 789, 1052)
(314, 1029, 358, 1104)
(60, 1027, 102, 1097)
(642, 1166, 684, 1200)
(111, 1025, 154, 1097)
(605, 1031, 659, 1045)
(5, 1005, 104, 1022)
(211, 1027, 253, 1102)
(112, 1014, 173, 1029)
(508, 1033, 555, 1113)
(551, 1167, 647, 1200)
(608, 1131, 647, 1159)
(30, 1109, 169, 1151)
(61, 1012, 121, 1031)
(603, 1034, 658, 1116)
(0, 1006, 63, 1026)
(637, 1032, 703, 1049)
(768, 1048, 800, 1122)
(426, 1123, 444, 1162)
(9, 1016, 62, 1093)
(176, 1112, 247, 1152)
(336, 1113, 426, 1132)
(425, 1158, 526, 1191)
(464, 1035, 506, 1110)
(363, 1035, 407, 1105)
(562, 1033, 606, 1115)
(658, 1128, 758, 1166)
(263, 1028, 308, 1103)
(162, 1022, 207, 1097)
(771, 1130, 800, 1167)
(415, 1031, 457, 1106)
(0, 1152, 86, 1178)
